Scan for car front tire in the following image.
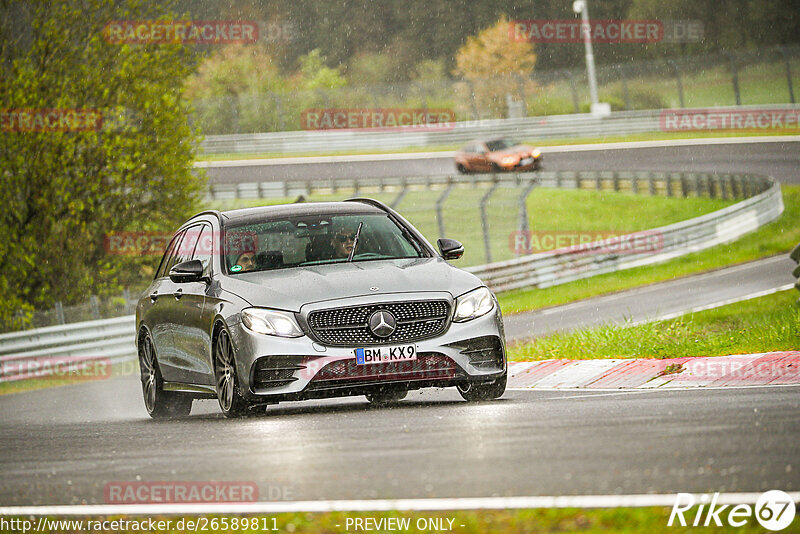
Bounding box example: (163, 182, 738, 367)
(457, 373, 507, 402)
(214, 327, 252, 418)
(366, 388, 408, 405)
(139, 333, 193, 418)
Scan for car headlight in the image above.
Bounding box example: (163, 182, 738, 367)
(501, 156, 516, 166)
(532, 148, 541, 158)
(453, 287, 495, 322)
(241, 308, 304, 337)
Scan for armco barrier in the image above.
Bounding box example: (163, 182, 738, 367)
(468, 173, 782, 291)
(0, 173, 783, 382)
(791, 242, 800, 301)
(0, 315, 136, 383)
(199, 104, 800, 155)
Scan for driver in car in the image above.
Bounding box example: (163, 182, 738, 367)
(331, 226, 357, 258)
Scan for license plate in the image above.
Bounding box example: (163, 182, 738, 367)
(520, 157, 533, 165)
(354, 344, 417, 365)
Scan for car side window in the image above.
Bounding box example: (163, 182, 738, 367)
(155, 229, 185, 279)
(192, 223, 213, 277)
(171, 225, 203, 270)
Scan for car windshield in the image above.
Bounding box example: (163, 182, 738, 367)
(223, 213, 424, 273)
(485, 139, 518, 151)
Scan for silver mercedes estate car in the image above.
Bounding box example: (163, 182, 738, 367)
(136, 199, 507, 418)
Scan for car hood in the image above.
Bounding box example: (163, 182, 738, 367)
(221, 257, 483, 311)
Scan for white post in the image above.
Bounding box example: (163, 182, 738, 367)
(573, 0, 609, 116)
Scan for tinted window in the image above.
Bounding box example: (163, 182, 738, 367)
(485, 139, 516, 151)
(224, 213, 424, 274)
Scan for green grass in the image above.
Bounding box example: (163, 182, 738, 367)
(509, 289, 800, 362)
(499, 185, 800, 314)
(206, 187, 734, 268)
(12, 509, 791, 533)
(196, 129, 797, 161)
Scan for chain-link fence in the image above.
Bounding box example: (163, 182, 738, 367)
(8, 290, 140, 333)
(191, 45, 800, 135)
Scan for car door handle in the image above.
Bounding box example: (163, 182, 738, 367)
(173, 288, 183, 300)
(149, 292, 159, 303)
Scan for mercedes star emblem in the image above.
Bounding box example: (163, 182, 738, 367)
(368, 310, 397, 338)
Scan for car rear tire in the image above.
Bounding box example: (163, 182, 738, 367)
(457, 374, 506, 402)
(366, 388, 408, 405)
(139, 333, 193, 418)
(490, 163, 502, 174)
(456, 163, 468, 174)
(214, 327, 251, 418)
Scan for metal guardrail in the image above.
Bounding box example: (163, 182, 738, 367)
(791, 242, 800, 302)
(468, 174, 782, 291)
(1, 172, 783, 382)
(0, 315, 136, 383)
(199, 104, 800, 155)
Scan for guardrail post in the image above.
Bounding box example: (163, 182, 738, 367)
(594, 172, 602, 191)
(667, 60, 685, 108)
(666, 174, 673, 197)
(680, 174, 688, 198)
(480, 181, 500, 264)
(613, 172, 620, 192)
(732, 175, 741, 198)
(647, 174, 656, 196)
(777, 46, 795, 104)
(436, 181, 455, 238)
(631, 174, 639, 195)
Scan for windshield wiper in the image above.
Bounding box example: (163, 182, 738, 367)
(347, 221, 363, 262)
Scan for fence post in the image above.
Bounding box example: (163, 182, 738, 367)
(391, 179, 408, 209)
(55, 301, 65, 325)
(90, 295, 100, 319)
(725, 53, 742, 106)
(667, 60, 685, 108)
(565, 69, 580, 113)
(616, 66, 631, 110)
(465, 79, 480, 120)
(778, 46, 796, 104)
(480, 181, 500, 264)
(516, 179, 538, 256)
(269, 92, 285, 131)
(515, 74, 528, 116)
(436, 181, 454, 238)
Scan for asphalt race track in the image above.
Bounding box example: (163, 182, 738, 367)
(1, 139, 799, 506)
(0, 379, 798, 505)
(202, 138, 800, 185)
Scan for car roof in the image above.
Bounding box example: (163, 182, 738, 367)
(189, 201, 385, 228)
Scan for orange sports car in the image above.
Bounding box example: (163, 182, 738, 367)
(454, 138, 542, 174)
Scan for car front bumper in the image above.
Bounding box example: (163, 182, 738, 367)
(228, 294, 506, 403)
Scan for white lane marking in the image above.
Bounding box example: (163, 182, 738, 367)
(3, 492, 799, 515)
(194, 135, 800, 167)
(539, 390, 657, 400)
(628, 284, 795, 326)
(507, 383, 800, 392)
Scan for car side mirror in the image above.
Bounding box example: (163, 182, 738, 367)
(437, 238, 464, 260)
(169, 259, 204, 283)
